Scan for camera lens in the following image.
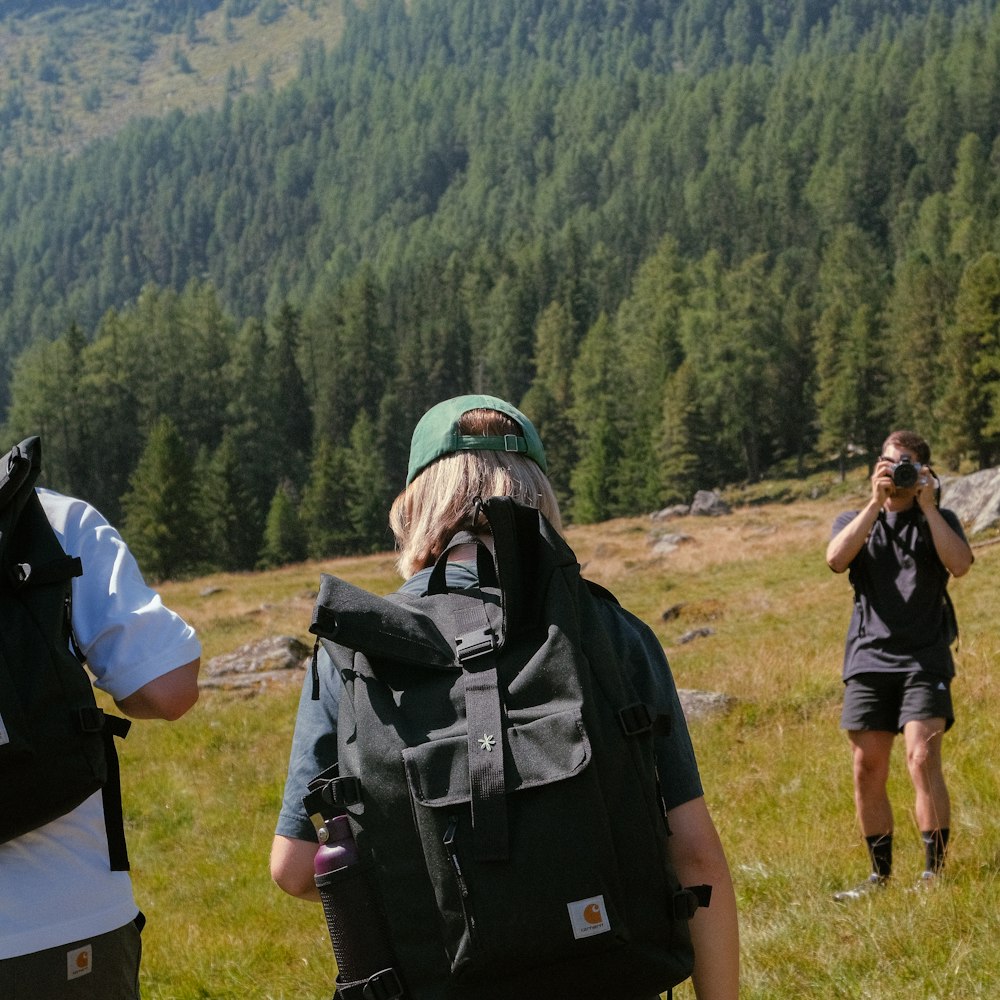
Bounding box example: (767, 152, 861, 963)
(892, 462, 919, 489)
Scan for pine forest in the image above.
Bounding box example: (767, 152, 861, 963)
(2, 0, 1000, 576)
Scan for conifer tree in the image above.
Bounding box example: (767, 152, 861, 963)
(198, 433, 262, 572)
(300, 437, 353, 559)
(121, 416, 197, 581)
(271, 301, 313, 485)
(658, 360, 710, 505)
(613, 237, 690, 509)
(3, 332, 84, 494)
(568, 314, 621, 523)
(258, 479, 307, 568)
(939, 252, 1000, 468)
(813, 226, 890, 475)
(884, 253, 954, 438)
(520, 300, 578, 510)
(345, 410, 391, 553)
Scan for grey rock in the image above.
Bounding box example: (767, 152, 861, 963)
(677, 688, 736, 721)
(689, 490, 730, 517)
(202, 635, 310, 690)
(939, 468, 1000, 535)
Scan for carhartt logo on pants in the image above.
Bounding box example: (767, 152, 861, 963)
(67, 945, 92, 980)
(567, 895, 611, 939)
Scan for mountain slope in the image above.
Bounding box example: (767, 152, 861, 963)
(0, 0, 347, 162)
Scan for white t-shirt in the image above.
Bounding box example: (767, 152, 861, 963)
(0, 489, 201, 959)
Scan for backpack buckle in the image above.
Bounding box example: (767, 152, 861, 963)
(78, 706, 105, 733)
(455, 627, 497, 664)
(618, 703, 653, 735)
(321, 775, 362, 808)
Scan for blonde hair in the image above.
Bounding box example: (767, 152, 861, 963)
(389, 409, 562, 579)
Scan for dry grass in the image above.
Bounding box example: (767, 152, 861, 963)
(127, 485, 1000, 999)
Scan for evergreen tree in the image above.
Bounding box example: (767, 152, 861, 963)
(299, 436, 353, 559)
(80, 309, 147, 520)
(813, 226, 891, 475)
(520, 299, 578, 511)
(198, 433, 262, 572)
(657, 360, 710, 505)
(947, 132, 993, 262)
(258, 479, 307, 568)
(305, 268, 387, 447)
(270, 301, 313, 485)
(939, 252, 1000, 468)
(612, 236, 690, 511)
(121, 416, 198, 581)
(884, 252, 954, 439)
(768, 248, 819, 473)
(568, 314, 621, 523)
(345, 410, 391, 552)
(224, 317, 280, 516)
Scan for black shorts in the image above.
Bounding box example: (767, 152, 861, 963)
(841, 671, 954, 733)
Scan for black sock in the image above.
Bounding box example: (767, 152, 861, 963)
(865, 833, 893, 879)
(921, 828, 949, 873)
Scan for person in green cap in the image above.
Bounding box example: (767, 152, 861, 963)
(271, 395, 739, 1000)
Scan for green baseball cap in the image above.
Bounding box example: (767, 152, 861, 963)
(406, 394, 548, 485)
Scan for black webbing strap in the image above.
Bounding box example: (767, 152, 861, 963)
(99, 712, 133, 871)
(425, 529, 498, 595)
(456, 604, 508, 863)
(481, 497, 531, 637)
(333, 966, 405, 1000)
(9, 554, 83, 589)
(673, 883, 713, 919)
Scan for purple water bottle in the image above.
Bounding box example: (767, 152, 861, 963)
(314, 814, 360, 874)
(313, 815, 405, 999)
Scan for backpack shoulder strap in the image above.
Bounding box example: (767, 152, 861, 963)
(1, 438, 132, 869)
(0, 437, 39, 512)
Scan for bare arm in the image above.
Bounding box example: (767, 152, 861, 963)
(115, 658, 200, 720)
(916, 477, 974, 577)
(271, 834, 321, 902)
(826, 457, 895, 574)
(665, 796, 740, 1000)
(826, 499, 883, 574)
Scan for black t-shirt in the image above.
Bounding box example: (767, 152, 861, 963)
(832, 506, 966, 679)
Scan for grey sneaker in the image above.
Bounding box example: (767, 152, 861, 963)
(833, 873, 888, 902)
(909, 870, 940, 892)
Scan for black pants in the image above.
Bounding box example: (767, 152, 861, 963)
(0, 913, 144, 999)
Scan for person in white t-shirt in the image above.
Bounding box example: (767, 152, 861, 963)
(0, 488, 201, 999)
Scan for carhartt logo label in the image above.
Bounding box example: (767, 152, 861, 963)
(567, 895, 611, 939)
(0, 712, 9, 747)
(67, 945, 92, 980)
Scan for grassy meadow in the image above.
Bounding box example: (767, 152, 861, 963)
(113, 471, 1000, 999)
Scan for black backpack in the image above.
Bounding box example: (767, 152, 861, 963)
(305, 496, 709, 1000)
(0, 437, 131, 869)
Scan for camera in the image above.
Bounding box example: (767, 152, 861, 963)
(890, 458, 920, 489)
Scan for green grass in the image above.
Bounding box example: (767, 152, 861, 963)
(118, 483, 1000, 998)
